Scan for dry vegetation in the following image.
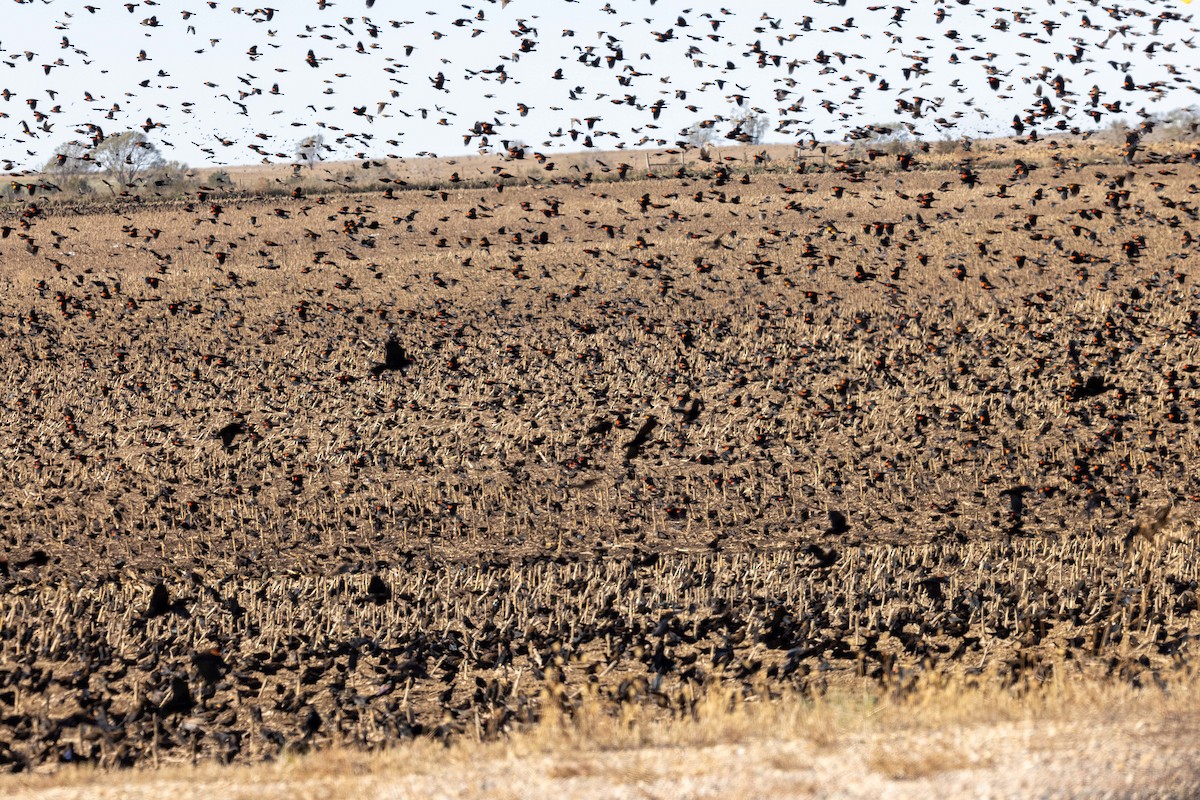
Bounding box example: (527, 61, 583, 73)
(2, 135, 1200, 780)
(5, 677, 1200, 798)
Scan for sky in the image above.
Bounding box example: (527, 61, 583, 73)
(1, 0, 1198, 173)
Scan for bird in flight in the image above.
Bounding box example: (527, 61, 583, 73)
(370, 337, 412, 376)
(624, 414, 657, 461)
(214, 420, 245, 450)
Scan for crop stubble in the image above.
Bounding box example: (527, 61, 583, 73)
(1, 142, 1199, 769)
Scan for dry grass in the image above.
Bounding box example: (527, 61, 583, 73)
(4, 672, 1199, 798)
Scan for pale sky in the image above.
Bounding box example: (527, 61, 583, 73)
(1, 0, 1197, 172)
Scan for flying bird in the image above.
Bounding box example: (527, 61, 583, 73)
(370, 337, 412, 375)
(214, 421, 245, 450)
(624, 414, 657, 460)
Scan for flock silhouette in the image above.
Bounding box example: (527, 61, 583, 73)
(0, 1, 1196, 172)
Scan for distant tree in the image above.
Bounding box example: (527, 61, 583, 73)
(296, 133, 326, 169)
(727, 111, 770, 144)
(1101, 116, 1133, 143)
(207, 169, 233, 188)
(1153, 106, 1200, 140)
(850, 122, 911, 156)
(859, 122, 905, 144)
(931, 136, 962, 155)
(144, 160, 195, 195)
(685, 122, 717, 148)
(44, 141, 93, 175)
(93, 131, 164, 190)
(43, 141, 98, 195)
(494, 138, 527, 158)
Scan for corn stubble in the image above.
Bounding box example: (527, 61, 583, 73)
(1, 141, 1199, 771)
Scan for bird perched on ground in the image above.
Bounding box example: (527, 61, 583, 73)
(804, 543, 839, 569)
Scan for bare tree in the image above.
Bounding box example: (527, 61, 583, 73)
(1150, 106, 1200, 141)
(734, 112, 772, 144)
(728, 112, 770, 144)
(93, 131, 164, 190)
(44, 141, 93, 175)
(685, 122, 717, 148)
(499, 138, 527, 158)
(296, 133, 326, 170)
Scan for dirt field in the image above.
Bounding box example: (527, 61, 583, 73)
(2, 139, 1200, 773)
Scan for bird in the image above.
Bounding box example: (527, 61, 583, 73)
(214, 421, 245, 450)
(144, 583, 172, 618)
(191, 648, 228, 684)
(586, 418, 614, 438)
(804, 543, 839, 569)
(1126, 503, 1173, 547)
(624, 414, 657, 460)
(370, 337, 411, 375)
(999, 486, 1033, 520)
(1067, 374, 1115, 401)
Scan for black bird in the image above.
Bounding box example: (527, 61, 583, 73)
(999, 485, 1033, 518)
(826, 509, 850, 535)
(803, 543, 839, 569)
(917, 575, 950, 601)
(366, 573, 392, 603)
(624, 414, 657, 460)
(13, 549, 48, 570)
(302, 707, 323, 737)
(145, 582, 171, 618)
(1068, 374, 1114, 401)
(370, 337, 411, 375)
(192, 648, 228, 684)
(215, 421, 244, 450)
(158, 675, 195, 716)
(144, 582, 189, 618)
(586, 418, 613, 437)
(672, 395, 703, 424)
(1126, 503, 1172, 547)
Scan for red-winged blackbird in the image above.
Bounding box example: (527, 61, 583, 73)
(145, 583, 171, 618)
(804, 544, 839, 569)
(586, 418, 613, 437)
(999, 485, 1033, 518)
(192, 648, 228, 684)
(1067, 375, 1113, 401)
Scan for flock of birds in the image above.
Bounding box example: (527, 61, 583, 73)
(0, 136, 1197, 767)
(0, 0, 1197, 174)
(0, 530, 1194, 769)
(0, 0, 1198, 776)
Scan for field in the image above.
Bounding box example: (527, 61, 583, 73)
(2, 137, 1200, 787)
